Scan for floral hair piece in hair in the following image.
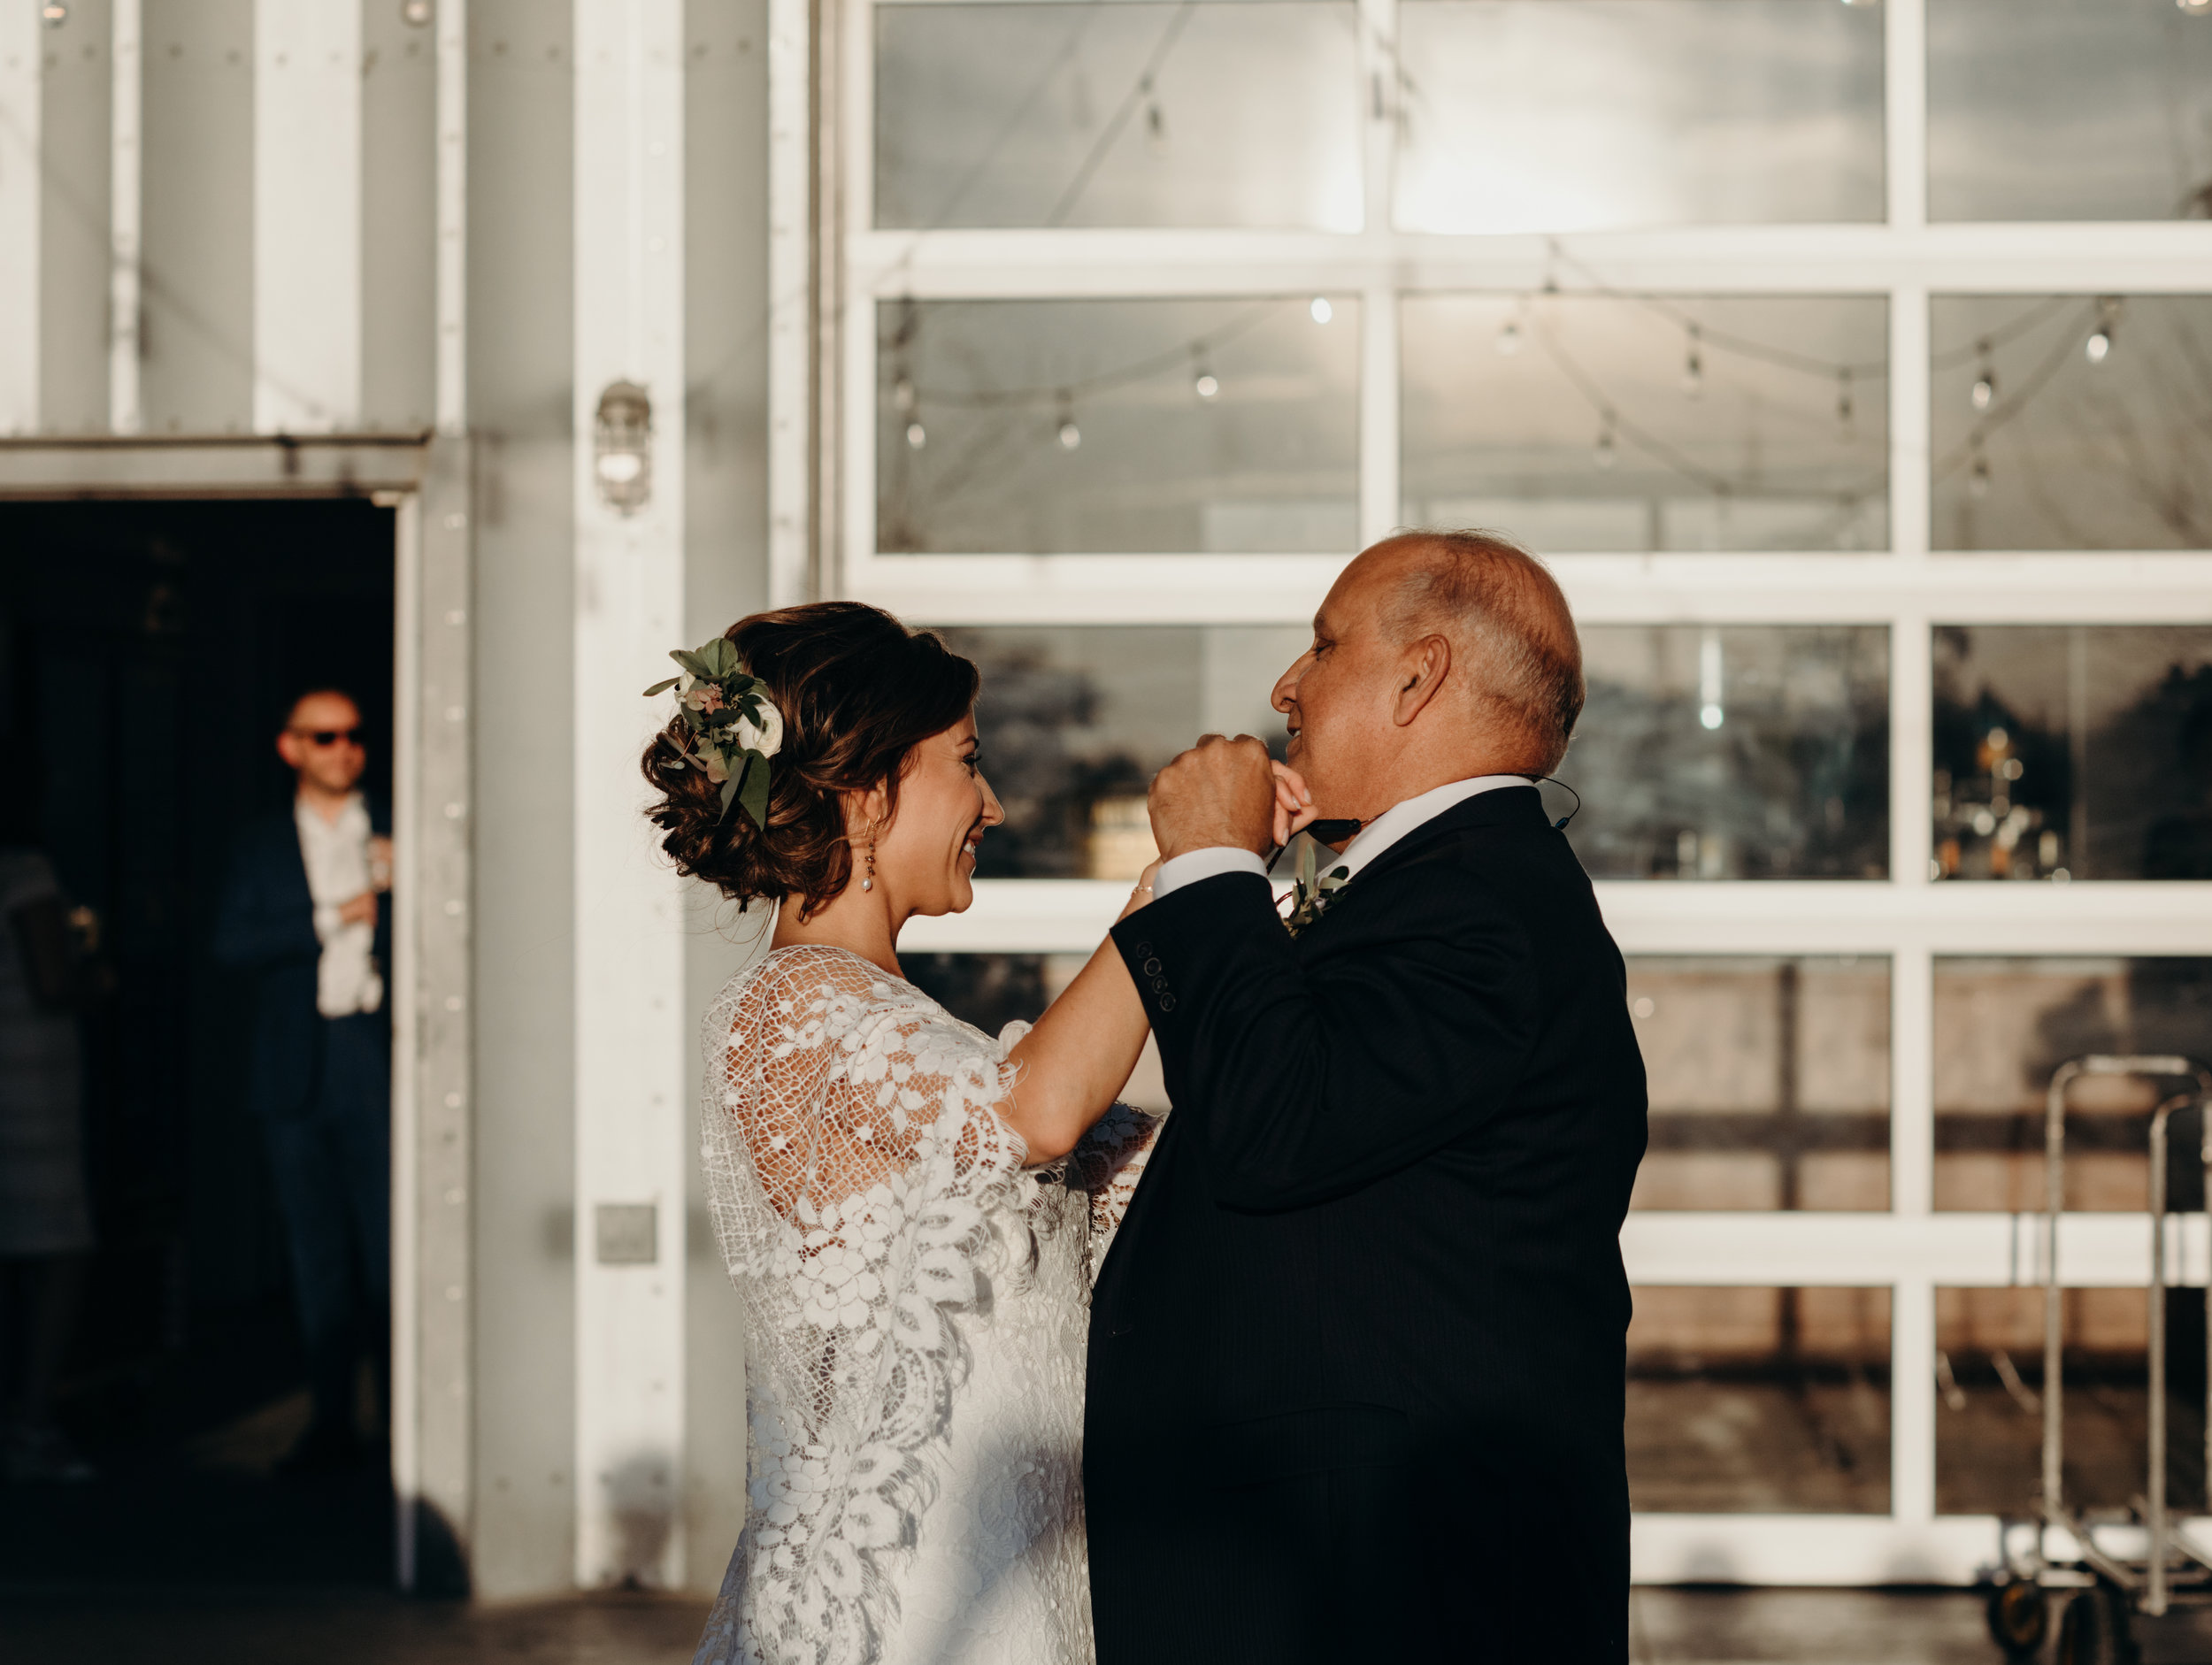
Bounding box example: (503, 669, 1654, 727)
(644, 636, 785, 827)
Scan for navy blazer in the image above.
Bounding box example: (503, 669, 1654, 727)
(211, 800, 391, 1121)
(1088, 786, 1648, 1665)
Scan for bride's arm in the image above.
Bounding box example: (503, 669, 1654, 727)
(996, 864, 1159, 1164)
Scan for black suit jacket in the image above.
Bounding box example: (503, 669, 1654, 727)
(211, 800, 391, 1122)
(1088, 785, 1647, 1665)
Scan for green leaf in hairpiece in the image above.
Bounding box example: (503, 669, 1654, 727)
(643, 676, 681, 697)
(737, 748, 771, 830)
(718, 773, 740, 819)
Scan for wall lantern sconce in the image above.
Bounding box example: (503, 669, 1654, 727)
(594, 381, 653, 514)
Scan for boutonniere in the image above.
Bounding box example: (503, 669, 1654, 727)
(1282, 835, 1350, 938)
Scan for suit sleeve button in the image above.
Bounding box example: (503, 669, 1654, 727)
(1142, 958, 1162, 976)
(1158, 994, 1177, 1012)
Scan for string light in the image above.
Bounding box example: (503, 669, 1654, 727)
(1970, 341, 1997, 411)
(905, 421, 926, 449)
(1056, 391, 1081, 450)
(1310, 297, 1333, 326)
(2182, 0, 2211, 16)
(40, 1, 65, 22)
(1193, 372, 1219, 400)
(1496, 318, 1524, 357)
(1681, 325, 1704, 399)
(2085, 297, 2121, 364)
(893, 375, 917, 413)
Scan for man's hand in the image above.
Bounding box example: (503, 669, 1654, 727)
(338, 891, 379, 928)
(1148, 735, 1307, 863)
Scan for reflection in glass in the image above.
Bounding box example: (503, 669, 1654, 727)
(1932, 957, 2212, 1211)
(901, 953, 1171, 1113)
(1929, 0, 2212, 222)
(942, 625, 1308, 879)
(1401, 295, 1888, 555)
(874, 3, 1361, 231)
(1934, 627, 2212, 881)
(1565, 626, 1889, 879)
(1395, 0, 1883, 233)
(1629, 958, 1889, 1213)
(1629, 1287, 1891, 1513)
(1937, 1287, 2200, 1516)
(1932, 295, 2212, 552)
(880, 298, 1359, 555)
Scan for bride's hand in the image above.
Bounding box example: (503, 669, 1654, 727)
(1118, 858, 1163, 921)
(1271, 762, 1316, 848)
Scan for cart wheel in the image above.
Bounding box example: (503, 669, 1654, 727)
(1986, 1577, 2048, 1659)
(2054, 1582, 2136, 1665)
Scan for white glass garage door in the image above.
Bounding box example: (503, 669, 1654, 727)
(772, 0, 2212, 1584)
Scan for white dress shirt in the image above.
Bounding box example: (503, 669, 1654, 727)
(296, 793, 385, 1018)
(1150, 775, 1535, 902)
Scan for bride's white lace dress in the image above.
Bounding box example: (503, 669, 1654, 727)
(692, 944, 1158, 1665)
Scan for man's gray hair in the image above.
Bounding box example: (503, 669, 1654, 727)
(1382, 529, 1585, 774)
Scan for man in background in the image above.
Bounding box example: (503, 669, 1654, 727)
(212, 690, 392, 1474)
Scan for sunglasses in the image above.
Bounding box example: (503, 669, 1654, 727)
(293, 727, 363, 748)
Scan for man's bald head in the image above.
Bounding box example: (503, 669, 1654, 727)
(1365, 530, 1584, 774)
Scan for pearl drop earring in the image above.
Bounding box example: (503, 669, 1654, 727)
(862, 836, 877, 893)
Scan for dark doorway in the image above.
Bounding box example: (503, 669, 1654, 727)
(0, 498, 396, 1584)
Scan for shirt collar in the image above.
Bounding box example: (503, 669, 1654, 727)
(1321, 775, 1532, 885)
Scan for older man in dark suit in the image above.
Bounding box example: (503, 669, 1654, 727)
(1087, 531, 1649, 1664)
(212, 688, 392, 1473)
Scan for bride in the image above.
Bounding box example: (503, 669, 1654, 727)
(640, 602, 1259, 1665)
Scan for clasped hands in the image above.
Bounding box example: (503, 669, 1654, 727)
(1147, 734, 1318, 863)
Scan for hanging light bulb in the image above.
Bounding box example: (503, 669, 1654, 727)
(401, 0, 434, 25)
(905, 421, 926, 450)
(40, 1, 66, 23)
(1496, 318, 1523, 357)
(2181, 0, 2211, 16)
(1836, 369, 1855, 426)
(1970, 341, 1997, 411)
(1593, 416, 1617, 471)
(1310, 296, 1333, 325)
(1194, 371, 1219, 400)
(1681, 325, 1704, 399)
(2085, 297, 2121, 364)
(1056, 392, 1080, 450)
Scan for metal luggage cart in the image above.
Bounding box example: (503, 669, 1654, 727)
(1985, 1055, 2212, 1664)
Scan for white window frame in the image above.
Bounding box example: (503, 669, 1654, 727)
(773, 0, 2212, 1583)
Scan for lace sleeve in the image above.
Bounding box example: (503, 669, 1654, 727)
(696, 946, 1039, 1665)
(1064, 1102, 1165, 1282)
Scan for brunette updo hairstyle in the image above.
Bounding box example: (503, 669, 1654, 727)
(641, 602, 979, 919)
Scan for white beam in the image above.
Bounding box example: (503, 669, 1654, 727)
(902, 876, 2212, 956)
(854, 551, 2212, 627)
(110, 0, 142, 434)
(253, 0, 364, 432)
(572, 0, 687, 1593)
(767, 0, 813, 602)
(849, 224, 2212, 301)
(0, 3, 40, 434)
(434, 0, 466, 436)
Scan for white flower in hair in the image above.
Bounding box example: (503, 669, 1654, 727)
(644, 637, 785, 827)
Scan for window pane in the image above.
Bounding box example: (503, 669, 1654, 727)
(1932, 957, 2212, 1212)
(1929, 0, 2212, 222)
(1630, 958, 1890, 1212)
(1570, 626, 1890, 879)
(880, 298, 1359, 555)
(902, 952, 1171, 1112)
(942, 625, 1309, 878)
(874, 2, 1361, 230)
(1937, 1287, 2190, 1516)
(1934, 626, 2212, 881)
(1402, 295, 1889, 555)
(1932, 295, 2212, 553)
(1630, 1287, 1892, 1513)
(1396, 1, 1883, 233)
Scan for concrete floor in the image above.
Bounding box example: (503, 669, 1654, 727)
(0, 1584, 2197, 1665)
